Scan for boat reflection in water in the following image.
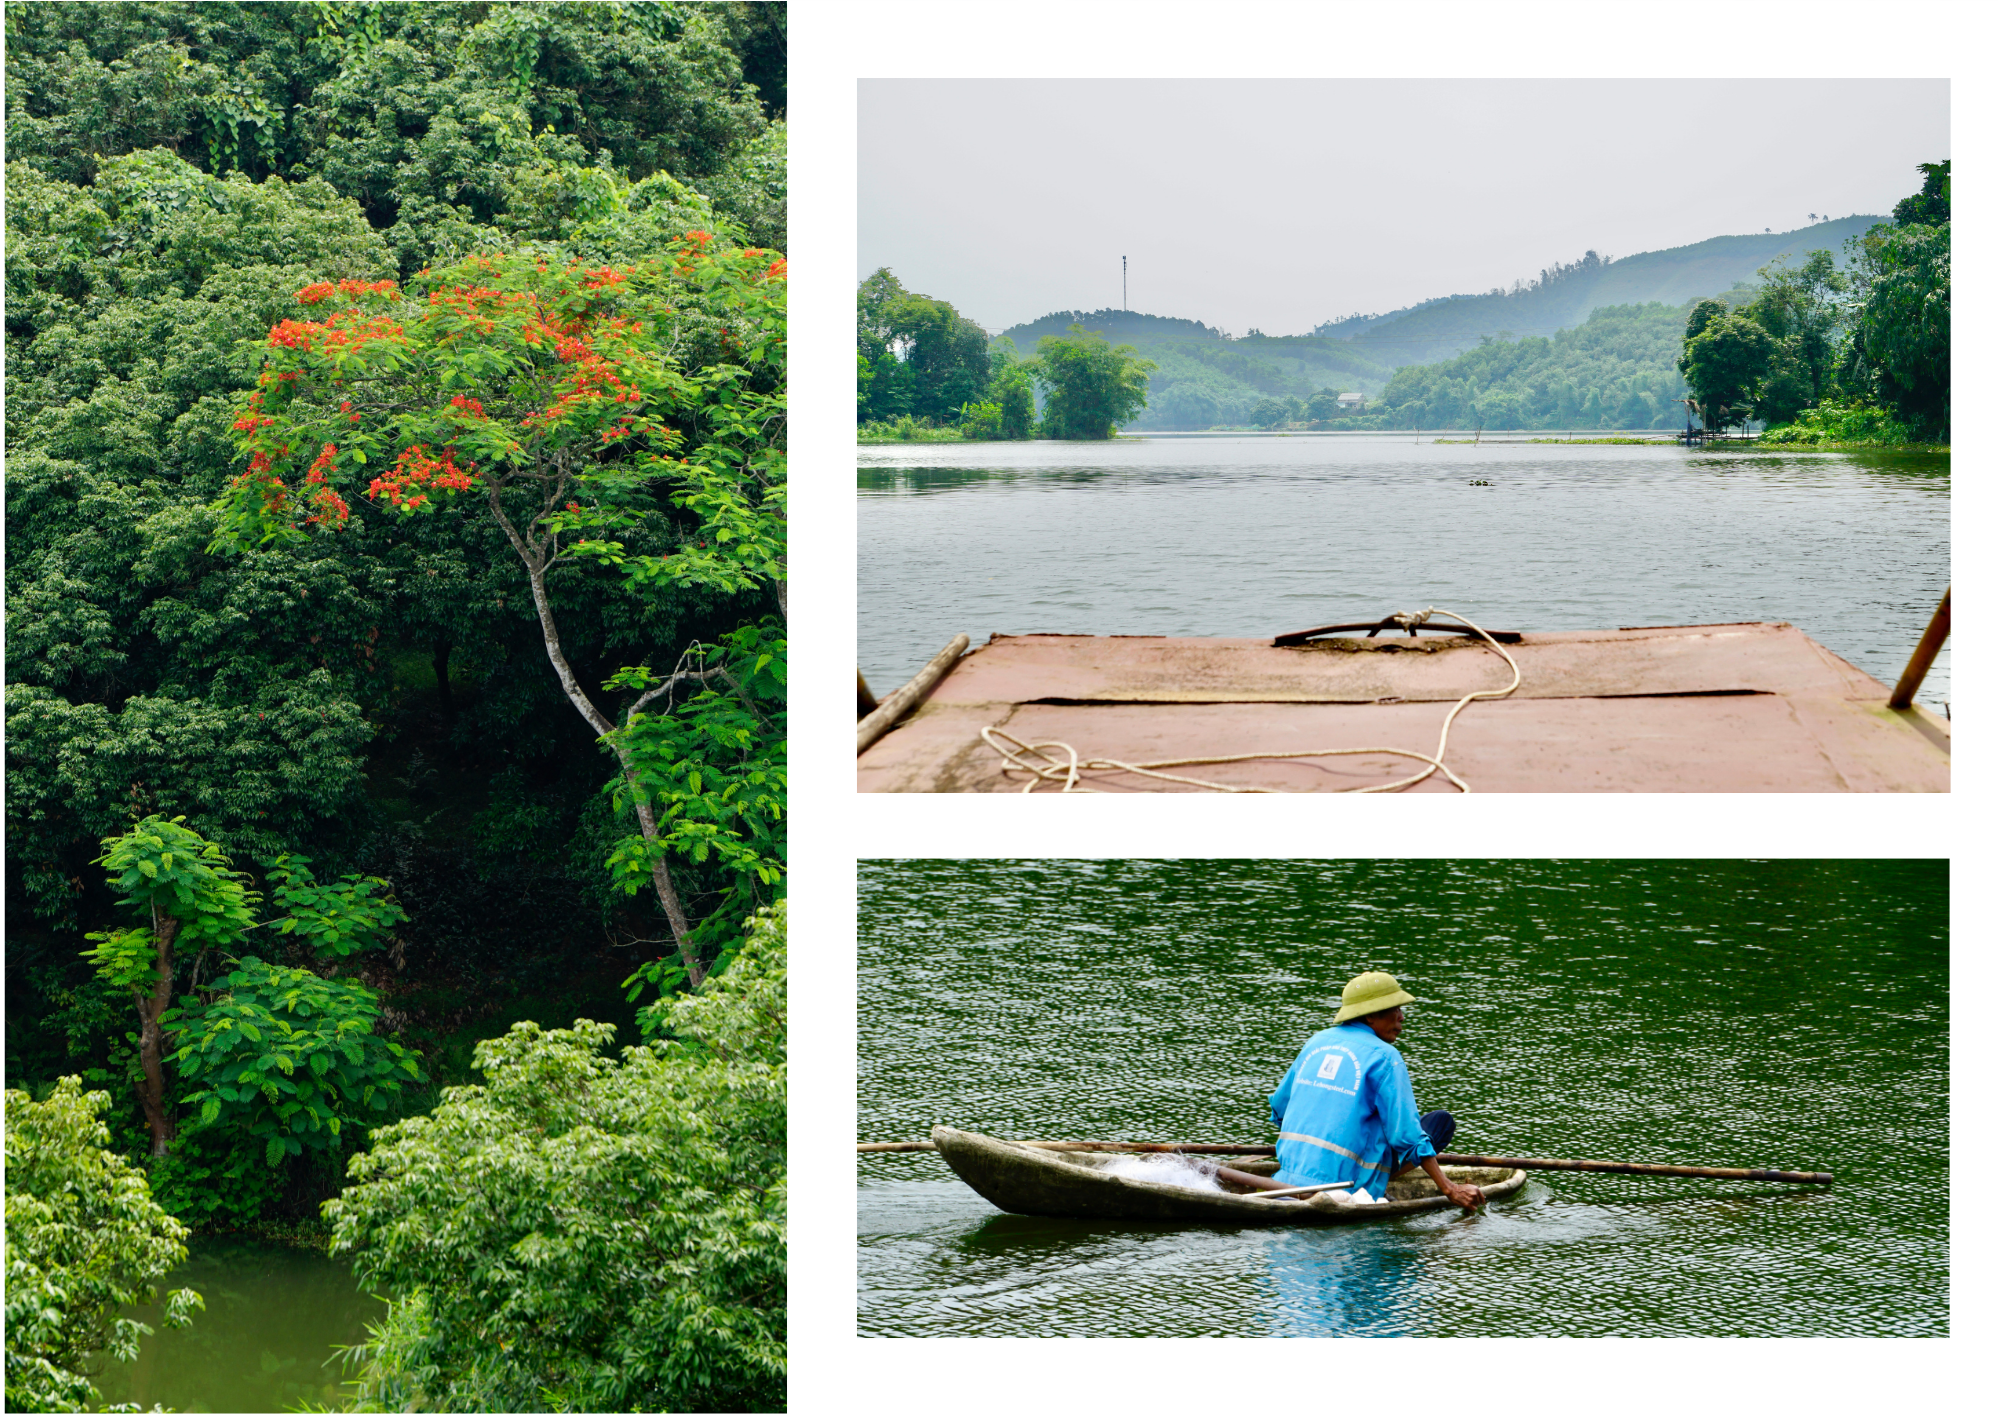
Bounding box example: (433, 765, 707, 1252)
(1256, 1224, 1430, 1338)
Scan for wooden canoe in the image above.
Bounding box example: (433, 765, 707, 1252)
(930, 1125, 1525, 1224)
(857, 624, 1950, 792)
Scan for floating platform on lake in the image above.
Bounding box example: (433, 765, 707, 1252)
(856, 622, 1949, 792)
(931, 1126, 1525, 1224)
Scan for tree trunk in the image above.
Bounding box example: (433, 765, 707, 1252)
(137, 911, 180, 1159)
(432, 637, 455, 721)
(489, 486, 707, 986)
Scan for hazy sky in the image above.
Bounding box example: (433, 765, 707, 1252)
(859, 78, 1949, 336)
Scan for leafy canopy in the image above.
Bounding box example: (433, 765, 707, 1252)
(325, 902, 788, 1414)
(164, 958, 425, 1165)
(5, 1077, 204, 1414)
(1029, 324, 1156, 440)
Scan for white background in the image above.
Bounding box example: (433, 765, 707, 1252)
(790, 0, 1984, 1399)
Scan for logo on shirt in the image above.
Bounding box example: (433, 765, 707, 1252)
(1299, 1044, 1360, 1096)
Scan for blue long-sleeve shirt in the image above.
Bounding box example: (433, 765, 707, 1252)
(1268, 1021, 1434, 1198)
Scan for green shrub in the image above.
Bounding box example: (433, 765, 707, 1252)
(326, 904, 787, 1413)
(1760, 399, 1926, 446)
(5, 1078, 204, 1413)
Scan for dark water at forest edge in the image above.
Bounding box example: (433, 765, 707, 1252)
(857, 435, 1949, 712)
(857, 859, 1948, 1337)
(90, 1237, 376, 1413)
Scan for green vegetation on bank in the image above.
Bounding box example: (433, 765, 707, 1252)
(7, 4, 786, 1409)
(858, 270, 1152, 439)
(1341, 301, 1692, 431)
(1680, 161, 1948, 447)
(6, 1078, 203, 1413)
(325, 903, 785, 1414)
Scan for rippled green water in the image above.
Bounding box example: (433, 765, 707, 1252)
(857, 436, 1950, 711)
(857, 859, 1948, 1337)
(90, 1238, 377, 1412)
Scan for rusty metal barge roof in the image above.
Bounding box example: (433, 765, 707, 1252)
(856, 623, 1948, 793)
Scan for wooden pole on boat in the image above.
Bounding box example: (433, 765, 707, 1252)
(1887, 587, 1949, 710)
(856, 1140, 1280, 1155)
(858, 1142, 1830, 1182)
(857, 635, 971, 755)
(1438, 1154, 1832, 1184)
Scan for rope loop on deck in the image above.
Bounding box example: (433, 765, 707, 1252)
(978, 607, 1522, 793)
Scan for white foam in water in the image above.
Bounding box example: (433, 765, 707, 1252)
(1100, 1154, 1226, 1192)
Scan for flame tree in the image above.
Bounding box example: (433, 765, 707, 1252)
(209, 242, 785, 991)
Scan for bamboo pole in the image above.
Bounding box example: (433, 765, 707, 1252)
(1887, 588, 1949, 710)
(856, 1140, 1278, 1155)
(857, 635, 971, 755)
(1438, 1154, 1832, 1184)
(859, 1141, 1830, 1182)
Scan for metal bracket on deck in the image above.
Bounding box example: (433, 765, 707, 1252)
(1274, 617, 1523, 647)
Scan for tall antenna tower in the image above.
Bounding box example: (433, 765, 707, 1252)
(1123, 255, 1127, 311)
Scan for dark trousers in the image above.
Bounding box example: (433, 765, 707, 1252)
(1393, 1110, 1458, 1176)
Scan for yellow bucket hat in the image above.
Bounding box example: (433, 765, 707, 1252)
(1334, 971, 1418, 1024)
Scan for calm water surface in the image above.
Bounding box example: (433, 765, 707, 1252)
(858, 435, 1950, 711)
(92, 1238, 377, 1412)
(857, 859, 1948, 1337)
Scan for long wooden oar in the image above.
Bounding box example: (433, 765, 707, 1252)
(857, 1140, 1832, 1183)
(1438, 1153, 1832, 1184)
(857, 1140, 1277, 1155)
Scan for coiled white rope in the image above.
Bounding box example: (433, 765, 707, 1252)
(979, 607, 1522, 793)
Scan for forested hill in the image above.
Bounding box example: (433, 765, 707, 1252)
(996, 310, 1397, 431)
(1354, 302, 1694, 431)
(1001, 308, 1226, 345)
(989, 215, 1879, 429)
(1324, 215, 1882, 367)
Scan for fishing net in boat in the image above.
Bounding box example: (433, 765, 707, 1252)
(1099, 1153, 1226, 1192)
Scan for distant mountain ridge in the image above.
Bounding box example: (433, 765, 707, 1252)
(997, 214, 1882, 371)
(1322, 214, 1883, 368)
(992, 213, 1886, 431)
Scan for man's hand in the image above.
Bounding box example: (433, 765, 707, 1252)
(1443, 1179, 1487, 1213)
(1418, 1154, 1488, 1213)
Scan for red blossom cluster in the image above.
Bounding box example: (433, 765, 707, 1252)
(297, 278, 399, 305)
(367, 443, 480, 510)
(581, 266, 632, 291)
(448, 394, 488, 419)
(302, 443, 351, 526)
(232, 412, 276, 433)
(268, 309, 405, 353)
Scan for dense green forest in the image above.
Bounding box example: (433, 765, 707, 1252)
(1680, 161, 1949, 444)
(1351, 302, 1692, 431)
(5, 4, 786, 1410)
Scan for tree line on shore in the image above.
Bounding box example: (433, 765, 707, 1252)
(1677, 161, 1948, 445)
(857, 269, 1152, 440)
(862, 163, 1947, 446)
(6, 4, 786, 1410)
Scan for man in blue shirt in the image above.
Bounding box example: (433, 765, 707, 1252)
(1269, 971, 1486, 1212)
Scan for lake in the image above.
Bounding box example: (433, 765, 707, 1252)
(856, 858, 1948, 1337)
(90, 1237, 378, 1413)
(858, 434, 1950, 712)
